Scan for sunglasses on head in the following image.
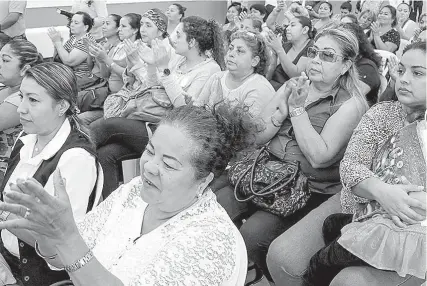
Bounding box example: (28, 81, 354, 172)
(307, 47, 345, 63)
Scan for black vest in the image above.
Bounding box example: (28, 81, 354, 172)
(0, 129, 99, 286)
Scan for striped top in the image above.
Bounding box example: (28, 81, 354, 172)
(63, 34, 94, 77)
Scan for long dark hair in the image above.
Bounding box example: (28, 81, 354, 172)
(340, 23, 381, 68)
(182, 16, 225, 70)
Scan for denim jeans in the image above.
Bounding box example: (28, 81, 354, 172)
(267, 193, 425, 286)
(215, 184, 331, 281)
(90, 117, 149, 198)
(78, 110, 104, 126)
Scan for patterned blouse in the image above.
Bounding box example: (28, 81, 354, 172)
(75, 177, 247, 285)
(369, 29, 401, 52)
(340, 101, 408, 214)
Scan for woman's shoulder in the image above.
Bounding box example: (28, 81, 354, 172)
(247, 73, 275, 90)
(104, 177, 145, 209)
(367, 100, 402, 115)
(203, 58, 222, 73)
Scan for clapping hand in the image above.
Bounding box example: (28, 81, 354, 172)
(238, 11, 249, 22)
(136, 42, 156, 65)
(265, 30, 283, 54)
(123, 39, 140, 69)
(370, 21, 381, 36)
(47, 27, 62, 43)
(151, 39, 170, 70)
(88, 42, 108, 63)
(387, 55, 399, 82)
(287, 72, 310, 110)
(413, 28, 422, 42)
(0, 170, 78, 245)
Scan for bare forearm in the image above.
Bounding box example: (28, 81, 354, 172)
(0, 13, 20, 30)
(352, 177, 388, 201)
(53, 42, 73, 65)
(277, 50, 300, 78)
(373, 35, 392, 52)
(55, 233, 124, 286)
(256, 110, 285, 145)
(266, 9, 280, 29)
(291, 113, 330, 167)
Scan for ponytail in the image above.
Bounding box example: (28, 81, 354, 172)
(208, 19, 226, 70)
(182, 16, 226, 70)
(68, 113, 95, 148)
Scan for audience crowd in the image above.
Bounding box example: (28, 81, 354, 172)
(0, 0, 425, 285)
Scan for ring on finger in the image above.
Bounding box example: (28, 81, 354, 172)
(23, 208, 31, 219)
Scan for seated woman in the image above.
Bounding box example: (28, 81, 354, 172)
(216, 26, 369, 284)
(223, 2, 243, 33)
(88, 14, 124, 94)
(412, 13, 427, 43)
(196, 31, 275, 117)
(341, 22, 382, 106)
(396, 3, 418, 41)
(91, 12, 224, 198)
(358, 9, 375, 35)
(314, 2, 334, 32)
(0, 39, 43, 186)
(367, 5, 400, 53)
(299, 41, 426, 286)
(0, 62, 103, 286)
(147, 16, 224, 106)
(0, 103, 255, 286)
(79, 13, 130, 125)
(266, 16, 315, 91)
(48, 11, 98, 90)
(166, 3, 186, 40)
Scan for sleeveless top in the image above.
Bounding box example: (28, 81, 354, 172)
(0, 129, 99, 286)
(268, 86, 351, 194)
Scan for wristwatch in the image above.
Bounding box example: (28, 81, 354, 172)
(289, 107, 306, 118)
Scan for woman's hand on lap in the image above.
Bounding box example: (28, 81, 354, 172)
(376, 180, 426, 226)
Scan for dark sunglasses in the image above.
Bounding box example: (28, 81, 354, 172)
(307, 47, 345, 63)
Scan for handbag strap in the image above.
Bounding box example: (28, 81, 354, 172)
(233, 146, 267, 202)
(249, 158, 299, 197)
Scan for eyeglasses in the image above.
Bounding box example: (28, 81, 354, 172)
(307, 47, 345, 63)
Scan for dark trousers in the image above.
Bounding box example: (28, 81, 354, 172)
(412, 1, 423, 22)
(304, 213, 368, 286)
(90, 117, 149, 198)
(215, 183, 332, 281)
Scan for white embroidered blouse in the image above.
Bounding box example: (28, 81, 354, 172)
(76, 177, 248, 286)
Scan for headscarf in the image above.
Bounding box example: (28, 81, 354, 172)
(142, 8, 168, 34)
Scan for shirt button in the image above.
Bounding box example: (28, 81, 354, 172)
(19, 242, 24, 247)
(22, 258, 27, 264)
(24, 276, 30, 281)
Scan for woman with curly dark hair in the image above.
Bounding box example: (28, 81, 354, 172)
(196, 30, 275, 117)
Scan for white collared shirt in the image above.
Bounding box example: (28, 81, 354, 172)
(2, 119, 100, 257)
